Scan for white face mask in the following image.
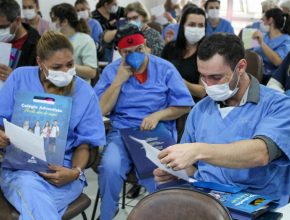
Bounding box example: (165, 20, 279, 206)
(184, 26, 205, 45)
(207, 9, 220, 19)
(0, 27, 15, 42)
(202, 68, 240, 101)
(23, 9, 37, 20)
(171, 0, 181, 4)
(51, 22, 61, 32)
(259, 21, 269, 32)
(77, 10, 90, 20)
(44, 66, 76, 87)
(109, 5, 118, 14)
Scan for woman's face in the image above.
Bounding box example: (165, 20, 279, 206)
(38, 49, 74, 74)
(126, 11, 144, 23)
(22, 0, 38, 12)
(75, 3, 88, 12)
(184, 13, 205, 28)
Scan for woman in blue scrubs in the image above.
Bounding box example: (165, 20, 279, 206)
(0, 31, 106, 220)
(94, 24, 194, 220)
(253, 8, 290, 84)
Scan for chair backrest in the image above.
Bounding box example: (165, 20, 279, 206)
(127, 188, 232, 220)
(245, 50, 263, 83)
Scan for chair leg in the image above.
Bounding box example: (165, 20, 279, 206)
(82, 211, 88, 220)
(122, 180, 126, 209)
(91, 189, 100, 220)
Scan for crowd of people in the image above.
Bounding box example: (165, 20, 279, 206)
(0, 0, 290, 220)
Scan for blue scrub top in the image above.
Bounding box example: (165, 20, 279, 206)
(88, 18, 103, 45)
(272, 52, 290, 91)
(162, 23, 179, 41)
(94, 54, 194, 138)
(253, 33, 290, 75)
(181, 84, 290, 200)
(0, 66, 106, 168)
(206, 18, 234, 35)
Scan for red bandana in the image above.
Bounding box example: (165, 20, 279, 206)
(117, 33, 145, 49)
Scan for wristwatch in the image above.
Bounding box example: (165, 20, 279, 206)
(73, 166, 84, 180)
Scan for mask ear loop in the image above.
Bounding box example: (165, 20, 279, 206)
(229, 61, 242, 90)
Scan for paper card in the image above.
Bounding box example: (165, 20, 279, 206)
(0, 42, 12, 66)
(242, 28, 259, 49)
(3, 119, 46, 161)
(130, 136, 195, 182)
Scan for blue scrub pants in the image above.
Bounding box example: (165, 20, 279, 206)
(98, 130, 156, 220)
(0, 168, 84, 220)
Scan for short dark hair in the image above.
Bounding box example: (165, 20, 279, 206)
(204, 0, 220, 9)
(197, 33, 245, 71)
(0, 0, 20, 22)
(115, 23, 143, 46)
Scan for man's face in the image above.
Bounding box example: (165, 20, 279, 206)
(198, 54, 236, 87)
(0, 15, 19, 35)
(206, 1, 220, 11)
(119, 44, 146, 57)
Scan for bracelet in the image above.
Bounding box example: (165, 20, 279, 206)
(72, 166, 83, 180)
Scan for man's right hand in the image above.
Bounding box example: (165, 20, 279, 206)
(0, 130, 10, 148)
(113, 60, 132, 86)
(153, 168, 177, 184)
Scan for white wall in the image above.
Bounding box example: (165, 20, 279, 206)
(16, 0, 162, 21)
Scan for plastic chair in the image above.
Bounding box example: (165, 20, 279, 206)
(127, 188, 232, 220)
(245, 50, 263, 83)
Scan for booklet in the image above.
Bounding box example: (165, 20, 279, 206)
(2, 91, 72, 172)
(120, 123, 176, 179)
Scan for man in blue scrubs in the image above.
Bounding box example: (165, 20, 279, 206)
(155, 33, 290, 207)
(94, 24, 194, 220)
(204, 0, 234, 35)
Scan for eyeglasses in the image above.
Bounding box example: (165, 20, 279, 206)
(127, 15, 139, 21)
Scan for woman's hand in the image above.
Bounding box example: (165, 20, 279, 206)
(252, 30, 264, 45)
(39, 165, 79, 187)
(0, 130, 10, 148)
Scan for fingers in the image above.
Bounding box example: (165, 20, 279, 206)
(39, 171, 57, 179)
(140, 118, 157, 131)
(153, 168, 176, 183)
(0, 130, 10, 148)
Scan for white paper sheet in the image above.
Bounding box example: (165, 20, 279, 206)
(0, 42, 12, 66)
(130, 136, 196, 182)
(150, 5, 168, 25)
(242, 28, 259, 49)
(3, 119, 46, 162)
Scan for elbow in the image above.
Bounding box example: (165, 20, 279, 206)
(89, 68, 97, 79)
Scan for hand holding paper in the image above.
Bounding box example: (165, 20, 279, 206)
(130, 136, 195, 182)
(3, 119, 46, 162)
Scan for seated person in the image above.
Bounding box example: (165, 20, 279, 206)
(94, 24, 194, 220)
(0, 0, 40, 85)
(252, 8, 290, 84)
(267, 51, 290, 94)
(162, 2, 198, 44)
(50, 3, 97, 82)
(162, 6, 206, 101)
(74, 0, 103, 54)
(125, 2, 164, 57)
(154, 33, 290, 207)
(92, 0, 125, 62)
(0, 31, 106, 219)
(22, 0, 52, 35)
(246, 0, 277, 33)
(204, 0, 234, 35)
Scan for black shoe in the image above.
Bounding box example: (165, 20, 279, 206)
(126, 184, 141, 199)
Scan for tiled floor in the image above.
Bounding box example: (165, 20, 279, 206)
(74, 168, 148, 220)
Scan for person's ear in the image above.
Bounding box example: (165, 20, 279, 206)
(238, 59, 247, 74)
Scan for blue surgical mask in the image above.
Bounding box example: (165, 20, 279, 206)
(129, 20, 143, 29)
(125, 52, 146, 71)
